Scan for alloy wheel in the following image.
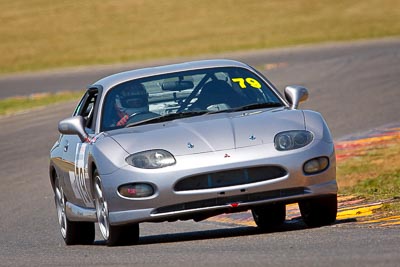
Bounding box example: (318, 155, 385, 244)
(55, 178, 67, 238)
(94, 176, 110, 240)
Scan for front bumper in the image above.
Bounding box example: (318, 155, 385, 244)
(99, 139, 337, 225)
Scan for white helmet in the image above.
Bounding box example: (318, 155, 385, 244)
(116, 82, 149, 115)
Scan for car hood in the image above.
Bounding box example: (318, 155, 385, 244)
(109, 108, 305, 156)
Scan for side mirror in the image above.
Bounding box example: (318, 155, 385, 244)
(58, 116, 89, 142)
(284, 85, 309, 109)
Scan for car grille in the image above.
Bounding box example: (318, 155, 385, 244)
(153, 187, 305, 215)
(174, 166, 287, 191)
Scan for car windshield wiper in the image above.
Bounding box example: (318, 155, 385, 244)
(227, 102, 283, 112)
(126, 111, 208, 127)
(201, 102, 284, 115)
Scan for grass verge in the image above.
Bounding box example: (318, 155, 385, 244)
(0, 91, 83, 116)
(1, 0, 400, 74)
(337, 139, 400, 214)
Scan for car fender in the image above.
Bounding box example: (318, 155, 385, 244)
(90, 136, 130, 176)
(302, 110, 334, 143)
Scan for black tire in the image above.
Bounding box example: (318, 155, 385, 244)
(54, 174, 95, 245)
(63, 220, 95, 245)
(107, 223, 140, 247)
(251, 203, 286, 230)
(299, 195, 337, 227)
(93, 170, 140, 246)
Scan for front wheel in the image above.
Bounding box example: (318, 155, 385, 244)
(251, 203, 286, 230)
(54, 174, 94, 245)
(93, 171, 139, 246)
(299, 195, 337, 227)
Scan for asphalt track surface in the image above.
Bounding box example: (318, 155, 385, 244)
(0, 38, 399, 266)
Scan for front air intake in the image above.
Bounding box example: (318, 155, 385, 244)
(174, 166, 287, 191)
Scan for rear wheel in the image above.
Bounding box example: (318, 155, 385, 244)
(54, 174, 94, 245)
(251, 203, 286, 230)
(93, 171, 139, 246)
(299, 195, 337, 227)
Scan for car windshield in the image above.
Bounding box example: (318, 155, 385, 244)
(101, 67, 283, 131)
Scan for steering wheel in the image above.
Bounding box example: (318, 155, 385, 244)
(125, 112, 147, 125)
(125, 112, 160, 126)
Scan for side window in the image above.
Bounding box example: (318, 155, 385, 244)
(73, 94, 86, 116)
(76, 91, 98, 130)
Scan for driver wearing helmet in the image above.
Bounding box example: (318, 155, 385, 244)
(114, 82, 149, 126)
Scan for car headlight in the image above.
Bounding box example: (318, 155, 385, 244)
(274, 130, 313, 151)
(126, 149, 176, 169)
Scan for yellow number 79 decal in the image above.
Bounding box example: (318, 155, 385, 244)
(232, 78, 262, 89)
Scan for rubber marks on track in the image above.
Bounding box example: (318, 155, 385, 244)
(263, 62, 288, 70)
(335, 124, 400, 162)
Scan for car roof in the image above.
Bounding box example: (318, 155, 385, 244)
(91, 59, 251, 92)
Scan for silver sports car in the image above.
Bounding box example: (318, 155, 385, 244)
(49, 59, 337, 246)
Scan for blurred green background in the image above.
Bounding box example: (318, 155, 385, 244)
(1, 0, 399, 74)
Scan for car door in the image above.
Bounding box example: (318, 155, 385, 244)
(60, 89, 99, 208)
